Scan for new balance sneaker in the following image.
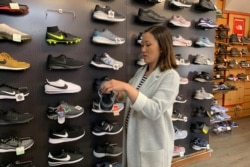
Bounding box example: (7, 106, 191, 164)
(96, 162, 122, 167)
(195, 36, 215, 47)
(169, 0, 192, 8)
(174, 126, 188, 140)
(93, 5, 126, 22)
(174, 94, 187, 103)
(0, 0, 29, 15)
(0, 136, 34, 153)
(195, 0, 216, 11)
(0, 109, 34, 125)
(194, 87, 213, 100)
(191, 138, 208, 150)
(46, 26, 81, 44)
(44, 79, 81, 94)
(169, 15, 191, 28)
(47, 54, 84, 70)
(172, 110, 188, 122)
(6, 161, 35, 167)
(196, 18, 217, 29)
(47, 101, 84, 122)
(137, 8, 165, 23)
(90, 53, 123, 70)
(49, 127, 85, 144)
(0, 23, 31, 42)
(173, 146, 185, 157)
(92, 120, 123, 136)
(0, 52, 30, 70)
(172, 35, 192, 46)
(0, 84, 29, 100)
(92, 29, 125, 45)
(93, 143, 122, 158)
(48, 150, 84, 166)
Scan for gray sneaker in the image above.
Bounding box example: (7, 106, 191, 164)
(0, 137, 34, 153)
(194, 87, 213, 100)
(92, 29, 125, 45)
(174, 126, 188, 140)
(194, 54, 214, 65)
(90, 53, 123, 70)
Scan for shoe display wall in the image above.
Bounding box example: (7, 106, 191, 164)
(0, 0, 215, 166)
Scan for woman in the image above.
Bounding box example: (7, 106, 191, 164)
(101, 25, 180, 167)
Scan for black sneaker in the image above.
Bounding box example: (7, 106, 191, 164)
(6, 161, 35, 167)
(92, 120, 123, 136)
(137, 8, 165, 23)
(49, 127, 85, 144)
(96, 161, 122, 167)
(191, 138, 208, 150)
(0, 84, 29, 100)
(48, 150, 84, 166)
(195, 0, 216, 11)
(194, 71, 212, 82)
(0, 109, 34, 125)
(0, 136, 34, 153)
(93, 143, 122, 158)
(47, 54, 84, 70)
(46, 26, 81, 44)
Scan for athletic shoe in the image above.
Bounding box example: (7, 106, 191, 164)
(46, 26, 81, 44)
(0, 109, 34, 125)
(0, 23, 31, 42)
(169, 15, 191, 28)
(47, 54, 84, 70)
(172, 34, 192, 46)
(92, 5, 125, 22)
(137, 8, 165, 23)
(0, 0, 29, 15)
(194, 87, 213, 100)
(92, 99, 124, 114)
(173, 146, 185, 157)
(96, 161, 122, 167)
(0, 136, 34, 153)
(175, 54, 190, 65)
(0, 52, 30, 70)
(90, 53, 123, 70)
(48, 150, 84, 166)
(44, 79, 81, 94)
(191, 138, 208, 150)
(174, 94, 187, 103)
(0, 84, 29, 100)
(92, 29, 125, 45)
(93, 143, 122, 158)
(195, 0, 216, 11)
(174, 126, 188, 140)
(92, 120, 123, 136)
(195, 36, 215, 47)
(49, 127, 85, 144)
(194, 71, 212, 82)
(196, 18, 217, 29)
(172, 110, 188, 122)
(193, 54, 214, 65)
(6, 160, 35, 167)
(169, 0, 192, 8)
(47, 101, 84, 123)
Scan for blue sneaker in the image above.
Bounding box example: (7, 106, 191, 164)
(195, 36, 215, 47)
(92, 29, 125, 45)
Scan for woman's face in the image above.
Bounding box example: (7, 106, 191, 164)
(141, 32, 161, 67)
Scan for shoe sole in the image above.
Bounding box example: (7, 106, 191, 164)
(48, 65, 83, 70)
(0, 66, 29, 70)
(47, 111, 84, 120)
(93, 150, 122, 158)
(48, 157, 83, 166)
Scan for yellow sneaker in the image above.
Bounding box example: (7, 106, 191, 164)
(0, 52, 30, 70)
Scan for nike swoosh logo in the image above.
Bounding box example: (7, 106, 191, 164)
(49, 84, 68, 89)
(47, 33, 64, 40)
(1, 91, 16, 95)
(51, 154, 71, 161)
(53, 132, 68, 138)
(0, 59, 6, 64)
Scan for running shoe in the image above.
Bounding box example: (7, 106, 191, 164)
(49, 127, 85, 144)
(0, 23, 31, 42)
(172, 34, 192, 46)
(195, 36, 215, 47)
(191, 138, 209, 150)
(92, 120, 123, 136)
(46, 26, 81, 44)
(0, 109, 34, 125)
(0, 136, 34, 153)
(44, 79, 81, 94)
(0, 84, 29, 100)
(169, 15, 191, 28)
(6, 161, 35, 167)
(93, 5, 125, 22)
(0, 52, 30, 70)
(194, 87, 213, 100)
(93, 143, 122, 158)
(48, 150, 84, 166)
(196, 18, 217, 29)
(174, 126, 188, 140)
(92, 29, 125, 45)
(92, 99, 124, 114)
(90, 52, 123, 70)
(96, 162, 122, 167)
(47, 54, 84, 70)
(169, 0, 192, 8)
(137, 8, 165, 23)
(194, 71, 212, 82)
(0, 0, 29, 15)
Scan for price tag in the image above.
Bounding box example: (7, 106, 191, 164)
(202, 124, 209, 134)
(108, 10, 114, 18)
(112, 104, 119, 116)
(13, 34, 22, 42)
(16, 93, 25, 102)
(9, 3, 20, 9)
(16, 146, 25, 155)
(206, 144, 210, 150)
(180, 151, 185, 157)
(57, 111, 65, 124)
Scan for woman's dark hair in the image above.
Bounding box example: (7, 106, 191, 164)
(144, 26, 177, 71)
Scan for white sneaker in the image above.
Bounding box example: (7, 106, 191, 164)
(44, 79, 81, 94)
(169, 15, 191, 27)
(90, 53, 123, 70)
(172, 35, 192, 46)
(194, 87, 213, 100)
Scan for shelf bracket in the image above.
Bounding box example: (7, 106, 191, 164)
(45, 8, 76, 19)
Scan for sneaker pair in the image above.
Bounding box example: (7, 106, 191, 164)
(92, 29, 125, 45)
(44, 79, 81, 94)
(173, 146, 185, 157)
(175, 54, 190, 65)
(137, 8, 165, 23)
(194, 87, 213, 100)
(195, 0, 216, 11)
(92, 5, 125, 22)
(90, 53, 123, 70)
(172, 110, 188, 122)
